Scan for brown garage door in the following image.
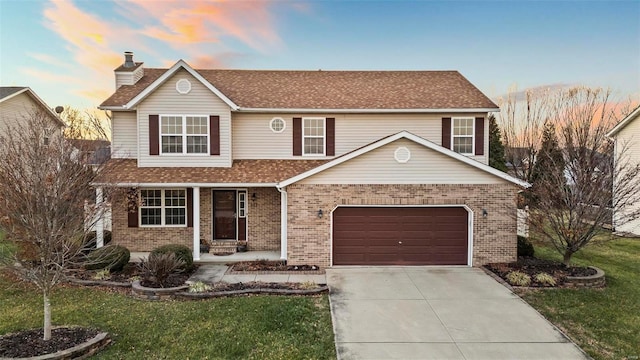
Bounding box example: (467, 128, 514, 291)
(333, 207, 469, 265)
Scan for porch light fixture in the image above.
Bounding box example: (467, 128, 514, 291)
(252, 193, 257, 201)
(482, 209, 488, 218)
(317, 209, 323, 219)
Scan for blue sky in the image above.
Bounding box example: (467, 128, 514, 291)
(0, 0, 638, 110)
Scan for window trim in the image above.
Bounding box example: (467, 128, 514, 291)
(238, 191, 247, 218)
(139, 188, 188, 227)
(159, 114, 210, 156)
(451, 117, 475, 155)
(302, 117, 326, 156)
(269, 117, 286, 133)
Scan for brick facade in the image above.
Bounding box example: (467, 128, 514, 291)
(111, 187, 280, 252)
(285, 183, 520, 268)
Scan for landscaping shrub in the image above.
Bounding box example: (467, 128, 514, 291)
(517, 236, 535, 257)
(139, 253, 185, 287)
(150, 244, 193, 270)
(534, 272, 557, 286)
(506, 271, 531, 286)
(84, 245, 130, 271)
(188, 281, 212, 293)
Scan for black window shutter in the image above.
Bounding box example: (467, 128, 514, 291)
(293, 117, 302, 156)
(210, 115, 220, 155)
(149, 115, 159, 155)
(442, 117, 451, 149)
(187, 188, 194, 227)
(475, 117, 485, 155)
(127, 188, 139, 228)
(326, 117, 335, 156)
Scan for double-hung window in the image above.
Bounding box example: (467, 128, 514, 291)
(452, 117, 474, 155)
(303, 117, 325, 155)
(160, 115, 208, 154)
(140, 189, 186, 226)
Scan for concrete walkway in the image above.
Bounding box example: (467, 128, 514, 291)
(187, 264, 326, 284)
(327, 267, 588, 360)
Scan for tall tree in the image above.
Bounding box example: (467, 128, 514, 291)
(530, 121, 565, 206)
(488, 114, 508, 171)
(0, 110, 110, 340)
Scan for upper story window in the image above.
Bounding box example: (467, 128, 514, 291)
(160, 115, 208, 155)
(452, 117, 474, 155)
(140, 189, 186, 226)
(303, 117, 325, 156)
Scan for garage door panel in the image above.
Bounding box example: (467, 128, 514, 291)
(333, 207, 469, 266)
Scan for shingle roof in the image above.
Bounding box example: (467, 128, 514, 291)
(96, 159, 328, 185)
(0, 86, 27, 100)
(100, 67, 498, 110)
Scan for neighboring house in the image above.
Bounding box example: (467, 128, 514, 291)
(0, 86, 65, 143)
(607, 105, 640, 236)
(69, 139, 112, 165)
(96, 51, 529, 267)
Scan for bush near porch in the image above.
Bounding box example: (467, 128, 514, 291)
(521, 233, 640, 360)
(0, 272, 336, 359)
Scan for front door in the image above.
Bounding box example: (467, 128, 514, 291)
(213, 190, 236, 240)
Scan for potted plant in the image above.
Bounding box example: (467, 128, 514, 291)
(237, 240, 248, 252)
(200, 239, 210, 253)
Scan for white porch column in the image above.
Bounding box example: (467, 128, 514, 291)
(278, 187, 288, 260)
(192, 187, 201, 261)
(95, 187, 104, 248)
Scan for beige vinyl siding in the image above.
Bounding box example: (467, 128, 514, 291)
(111, 111, 137, 158)
(298, 138, 505, 185)
(137, 69, 232, 167)
(232, 112, 488, 165)
(0, 92, 62, 138)
(614, 115, 640, 235)
(115, 67, 144, 89)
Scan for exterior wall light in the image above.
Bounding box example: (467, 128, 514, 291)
(482, 209, 488, 218)
(318, 209, 323, 219)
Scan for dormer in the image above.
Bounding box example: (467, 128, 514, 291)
(114, 51, 144, 89)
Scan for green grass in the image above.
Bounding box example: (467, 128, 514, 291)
(0, 275, 336, 359)
(522, 234, 640, 360)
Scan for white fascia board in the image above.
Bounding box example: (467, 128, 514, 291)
(91, 182, 277, 188)
(122, 60, 239, 111)
(607, 105, 640, 137)
(99, 106, 129, 111)
(278, 130, 530, 188)
(236, 107, 500, 114)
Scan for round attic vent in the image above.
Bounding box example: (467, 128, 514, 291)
(270, 117, 286, 133)
(176, 79, 191, 94)
(394, 146, 411, 163)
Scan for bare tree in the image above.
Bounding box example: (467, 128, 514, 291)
(62, 106, 111, 140)
(523, 87, 640, 264)
(0, 110, 109, 340)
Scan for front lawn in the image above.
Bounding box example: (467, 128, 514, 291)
(522, 235, 640, 360)
(0, 274, 336, 359)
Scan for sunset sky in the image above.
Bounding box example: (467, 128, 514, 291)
(0, 0, 638, 111)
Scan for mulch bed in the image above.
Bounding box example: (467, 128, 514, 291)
(229, 260, 320, 272)
(210, 281, 322, 292)
(140, 272, 192, 288)
(485, 257, 596, 287)
(67, 264, 198, 288)
(0, 327, 99, 358)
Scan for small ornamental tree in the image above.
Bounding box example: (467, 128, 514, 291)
(488, 114, 508, 172)
(0, 110, 110, 340)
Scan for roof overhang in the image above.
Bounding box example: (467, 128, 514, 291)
(278, 131, 530, 188)
(607, 105, 640, 137)
(98, 60, 240, 111)
(0, 87, 65, 127)
(91, 182, 277, 187)
(235, 107, 500, 114)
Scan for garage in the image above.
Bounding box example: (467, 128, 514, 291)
(332, 207, 469, 265)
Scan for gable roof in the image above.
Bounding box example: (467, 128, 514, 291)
(607, 105, 640, 137)
(100, 61, 499, 112)
(0, 86, 65, 127)
(278, 131, 530, 188)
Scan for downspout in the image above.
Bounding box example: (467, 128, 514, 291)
(276, 185, 287, 261)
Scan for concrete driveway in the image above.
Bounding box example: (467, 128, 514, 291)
(327, 267, 588, 360)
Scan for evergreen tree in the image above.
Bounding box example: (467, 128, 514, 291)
(488, 114, 508, 171)
(530, 121, 565, 207)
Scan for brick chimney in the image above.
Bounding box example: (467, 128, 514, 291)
(114, 51, 144, 89)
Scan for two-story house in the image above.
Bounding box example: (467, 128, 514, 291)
(0, 86, 65, 143)
(96, 52, 528, 268)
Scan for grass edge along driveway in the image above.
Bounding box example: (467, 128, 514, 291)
(0, 275, 337, 360)
(521, 235, 640, 360)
